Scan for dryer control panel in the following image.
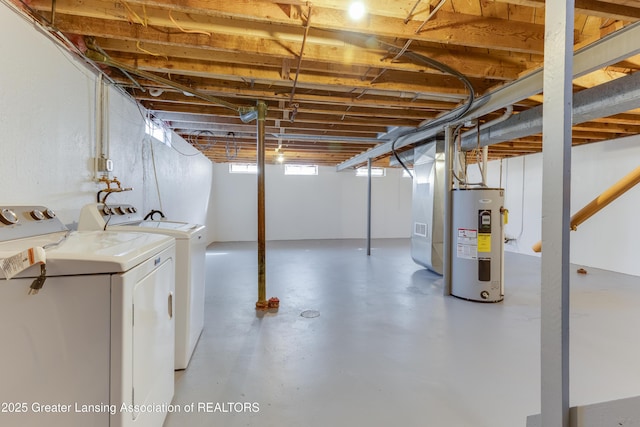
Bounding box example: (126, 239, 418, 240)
(0, 206, 68, 242)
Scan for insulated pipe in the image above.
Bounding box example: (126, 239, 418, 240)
(532, 165, 640, 252)
(256, 101, 269, 310)
(443, 125, 454, 296)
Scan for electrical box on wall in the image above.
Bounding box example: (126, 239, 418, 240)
(96, 157, 113, 173)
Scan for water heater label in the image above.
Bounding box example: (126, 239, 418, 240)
(477, 233, 492, 252)
(456, 228, 477, 259)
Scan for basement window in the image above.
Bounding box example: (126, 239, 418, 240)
(284, 164, 318, 176)
(229, 163, 258, 174)
(356, 167, 385, 177)
(145, 117, 170, 146)
(402, 169, 414, 178)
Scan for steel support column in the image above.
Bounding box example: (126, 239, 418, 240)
(443, 125, 453, 296)
(541, 2, 573, 426)
(367, 158, 372, 256)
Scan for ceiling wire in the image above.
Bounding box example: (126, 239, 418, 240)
(168, 9, 212, 36)
(89, 40, 146, 92)
(86, 47, 241, 112)
(289, 4, 313, 112)
(404, 0, 423, 24)
(225, 132, 239, 160)
(415, 0, 448, 34)
(369, 0, 448, 85)
(385, 45, 476, 178)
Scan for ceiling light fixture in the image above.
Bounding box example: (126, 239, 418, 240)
(348, 1, 366, 20)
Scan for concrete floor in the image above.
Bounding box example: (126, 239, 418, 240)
(164, 239, 640, 427)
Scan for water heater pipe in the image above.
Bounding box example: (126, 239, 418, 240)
(532, 165, 640, 252)
(443, 125, 454, 295)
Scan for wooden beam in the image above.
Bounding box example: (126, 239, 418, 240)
(30, 0, 546, 53)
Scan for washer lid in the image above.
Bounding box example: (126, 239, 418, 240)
(111, 221, 206, 239)
(1, 231, 175, 278)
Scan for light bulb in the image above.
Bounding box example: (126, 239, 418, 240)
(349, 1, 366, 20)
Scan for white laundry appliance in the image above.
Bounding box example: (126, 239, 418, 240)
(0, 205, 176, 427)
(78, 203, 206, 370)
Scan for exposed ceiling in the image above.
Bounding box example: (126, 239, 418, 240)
(9, 0, 640, 167)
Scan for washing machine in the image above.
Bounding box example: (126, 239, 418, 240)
(78, 203, 206, 370)
(0, 205, 176, 427)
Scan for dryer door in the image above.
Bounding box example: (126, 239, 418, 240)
(132, 256, 175, 425)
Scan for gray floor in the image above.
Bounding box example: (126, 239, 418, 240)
(164, 239, 640, 427)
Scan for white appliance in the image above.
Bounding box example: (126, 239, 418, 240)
(0, 206, 176, 427)
(450, 189, 505, 302)
(78, 203, 206, 370)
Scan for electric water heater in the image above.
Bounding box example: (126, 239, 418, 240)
(451, 188, 505, 302)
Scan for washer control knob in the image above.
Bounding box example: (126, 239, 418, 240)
(30, 209, 46, 221)
(102, 206, 112, 216)
(115, 206, 126, 215)
(0, 208, 19, 225)
(128, 206, 137, 214)
(43, 208, 56, 219)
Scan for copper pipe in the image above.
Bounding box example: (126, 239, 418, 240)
(51, 0, 56, 26)
(256, 100, 269, 310)
(532, 165, 640, 252)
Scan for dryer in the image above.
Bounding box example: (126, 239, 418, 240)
(0, 206, 176, 427)
(78, 203, 206, 370)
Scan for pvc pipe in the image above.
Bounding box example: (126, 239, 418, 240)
(482, 146, 488, 186)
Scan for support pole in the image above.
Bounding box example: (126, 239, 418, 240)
(443, 125, 453, 296)
(367, 158, 372, 256)
(540, 1, 574, 426)
(256, 100, 269, 310)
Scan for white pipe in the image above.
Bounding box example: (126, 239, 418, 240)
(482, 146, 488, 186)
(460, 105, 514, 140)
(463, 105, 513, 186)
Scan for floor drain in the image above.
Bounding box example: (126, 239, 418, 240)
(300, 310, 320, 318)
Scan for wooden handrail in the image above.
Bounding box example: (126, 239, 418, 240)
(532, 165, 640, 252)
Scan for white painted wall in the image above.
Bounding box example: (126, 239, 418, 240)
(467, 135, 640, 277)
(0, 5, 214, 240)
(211, 164, 412, 241)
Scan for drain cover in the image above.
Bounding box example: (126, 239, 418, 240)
(300, 310, 320, 318)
